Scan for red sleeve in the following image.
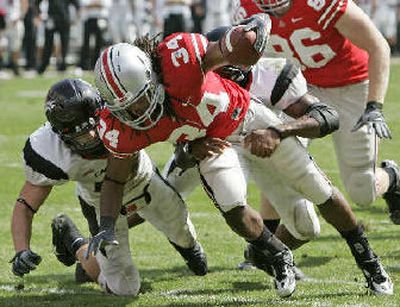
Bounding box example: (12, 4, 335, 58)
(158, 33, 209, 100)
(98, 109, 180, 157)
(314, 0, 348, 31)
(97, 109, 148, 158)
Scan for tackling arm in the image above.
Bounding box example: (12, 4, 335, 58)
(172, 137, 231, 170)
(275, 94, 339, 139)
(244, 94, 339, 158)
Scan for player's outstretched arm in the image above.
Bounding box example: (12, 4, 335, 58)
(10, 181, 52, 276)
(336, 0, 390, 105)
(244, 94, 340, 158)
(86, 153, 138, 257)
(336, 1, 391, 139)
(278, 94, 340, 139)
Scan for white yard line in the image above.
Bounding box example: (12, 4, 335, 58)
(0, 162, 21, 169)
(0, 284, 96, 295)
(303, 277, 362, 286)
(0, 134, 31, 141)
(0, 276, 361, 296)
(16, 90, 47, 98)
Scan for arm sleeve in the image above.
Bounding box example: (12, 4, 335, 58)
(98, 109, 144, 158)
(23, 138, 69, 186)
(317, 0, 348, 31)
(249, 59, 307, 110)
(158, 33, 209, 99)
(273, 64, 308, 110)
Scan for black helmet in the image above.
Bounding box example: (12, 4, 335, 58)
(45, 78, 107, 158)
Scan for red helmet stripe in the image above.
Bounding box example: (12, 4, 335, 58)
(101, 47, 125, 99)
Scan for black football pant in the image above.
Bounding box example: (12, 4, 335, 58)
(38, 22, 70, 73)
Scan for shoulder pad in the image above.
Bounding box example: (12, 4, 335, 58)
(24, 137, 69, 181)
(270, 61, 299, 106)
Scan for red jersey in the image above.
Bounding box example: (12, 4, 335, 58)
(98, 33, 250, 158)
(234, 0, 369, 87)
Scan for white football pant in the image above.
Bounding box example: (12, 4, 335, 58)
(309, 81, 378, 206)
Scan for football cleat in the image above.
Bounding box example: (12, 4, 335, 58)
(381, 160, 400, 224)
(237, 259, 256, 270)
(170, 241, 208, 276)
(241, 244, 305, 280)
(267, 248, 296, 297)
(246, 244, 296, 297)
(360, 256, 393, 295)
(237, 246, 256, 270)
(245, 243, 273, 274)
(51, 213, 87, 267)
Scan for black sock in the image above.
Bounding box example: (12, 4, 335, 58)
(383, 166, 397, 191)
(248, 226, 287, 255)
(263, 219, 280, 234)
(340, 225, 376, 263)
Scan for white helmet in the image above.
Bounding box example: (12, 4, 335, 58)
(252, 0, 291, 14)
(94, 43, 165, 130)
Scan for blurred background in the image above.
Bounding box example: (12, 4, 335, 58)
(0, 0, 399, 79)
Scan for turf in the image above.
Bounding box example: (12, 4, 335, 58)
(0, 66, 399, 306)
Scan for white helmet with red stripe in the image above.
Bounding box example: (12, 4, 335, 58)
(94, 43, 164, 130)
(253, 0, 291, 14)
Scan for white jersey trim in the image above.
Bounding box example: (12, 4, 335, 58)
(318, 0, 345, 30)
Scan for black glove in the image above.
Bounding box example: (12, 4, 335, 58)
(238, 13, 271, 54)
(352, 101, 392, 139)
(174, 143, 197, 170)
(85, 216, 118, 259)
(218, 66, 247, 83)
(10, 250, 42, 277)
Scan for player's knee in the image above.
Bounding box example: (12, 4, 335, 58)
(97, 247, 141, 296)
(346, 172, 376, 206)
(98, 268, 141, 296)
(292, 202, 320, 240)
(293, 220, 320, 241)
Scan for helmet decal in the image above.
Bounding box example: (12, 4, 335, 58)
(100, 47, 127, 100)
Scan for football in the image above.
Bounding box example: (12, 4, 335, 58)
(219, 26, 261, 66)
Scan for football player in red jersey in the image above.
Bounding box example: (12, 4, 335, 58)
(232, 0, 400, 227)
(88, 15, 392, 296)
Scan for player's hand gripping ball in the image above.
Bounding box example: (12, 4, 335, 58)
(219, 26, 261, 66)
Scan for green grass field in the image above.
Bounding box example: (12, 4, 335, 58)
(0, 65, 400, 306)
